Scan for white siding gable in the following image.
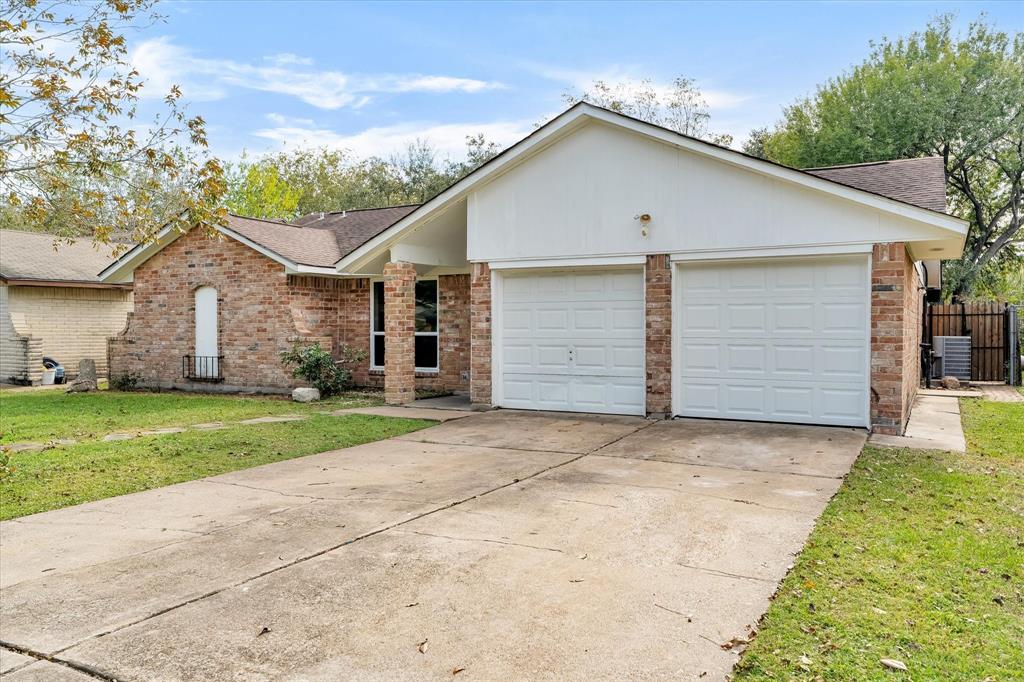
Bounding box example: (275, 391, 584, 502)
(468, 121, 948, 263)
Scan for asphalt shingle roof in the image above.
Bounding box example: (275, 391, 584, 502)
(291, 205, 420, 263)
(803, 156, 947, 213)
(0, 229, 124, 283)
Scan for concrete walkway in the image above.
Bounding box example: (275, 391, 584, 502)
(869, 393, 967, 452)
(977, 383, 1024, 402)
(0, 411, 864, 681)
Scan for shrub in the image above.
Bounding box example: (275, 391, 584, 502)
(280, 342, 364, 398)
(110, 373, 140, 391)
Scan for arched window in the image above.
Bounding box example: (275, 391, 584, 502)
(194, 286, 219, 378)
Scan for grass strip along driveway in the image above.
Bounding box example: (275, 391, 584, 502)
(0, 390, 433, 521)
(734, 397, 1024, 680)
(0, 389, 383, 444)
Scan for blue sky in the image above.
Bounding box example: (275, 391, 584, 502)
(130, 1, 1023, 161)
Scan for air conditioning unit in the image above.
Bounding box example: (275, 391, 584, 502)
(932, 336, 971, 381)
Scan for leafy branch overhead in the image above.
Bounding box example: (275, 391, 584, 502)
(0, 0, 226, 247)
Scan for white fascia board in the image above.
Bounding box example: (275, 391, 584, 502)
(335, 102, 967, 274)
(671, 243, 874, 262)
(99, 223, 182, 283)
(487, 255, 647, 270)
(287, 264, 344, 276)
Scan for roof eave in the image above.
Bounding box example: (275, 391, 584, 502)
(334, 103, 968, 273)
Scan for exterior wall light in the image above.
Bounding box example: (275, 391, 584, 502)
(635, 213, 652, 237)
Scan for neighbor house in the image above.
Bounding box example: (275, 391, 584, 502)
(101, 103, 966, 435)
(1, 229, 133, 383)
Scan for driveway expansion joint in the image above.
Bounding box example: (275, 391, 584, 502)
(0, 641, 119, 681)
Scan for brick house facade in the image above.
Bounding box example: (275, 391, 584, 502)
(104, 105, 965, 436)
(108, 228, 470, 395)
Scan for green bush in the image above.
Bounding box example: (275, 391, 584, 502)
(280, 342, 363, 398)
(110, 373, 140, 391)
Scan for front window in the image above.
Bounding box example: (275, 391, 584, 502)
(371, 279, 439, 372)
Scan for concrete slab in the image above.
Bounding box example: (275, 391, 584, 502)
(398, 409, 648, 453)
(978, 384, 1024, 402)
(409, 394, 473, 410)
(61, 531, 761, 681)
(598, 418, 866, 478)
(329, 405, 470, 421)
(1, 660, 95, 681)
(868, 394, 966, 452)
(0, 411, 862, 680)
(0, 648, 34, 674)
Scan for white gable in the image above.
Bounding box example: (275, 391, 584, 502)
(467, 120, 963, 263)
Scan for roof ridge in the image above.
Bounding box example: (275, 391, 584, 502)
(804, 156, 941, 171)
(226, 212, 292, 226)
(301, 203, 422, 219)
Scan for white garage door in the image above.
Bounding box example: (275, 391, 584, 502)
(675, 255, 870, 427)
(498, 269, 645, 415)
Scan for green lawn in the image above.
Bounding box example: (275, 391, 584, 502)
(0, 388, 384, 444)
(734, 399, 1024, 680)
(0, 414, 432, 520)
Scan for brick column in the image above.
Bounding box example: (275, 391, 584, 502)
(870, 243, 913, 434)
(645, 254, 672, 416)
(384, 261, 416, 405)
(470, 262, 492, 405)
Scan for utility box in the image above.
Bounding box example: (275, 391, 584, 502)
(932, 336, 971, 381)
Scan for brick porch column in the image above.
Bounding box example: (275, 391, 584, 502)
(470, 262, 492, 405)
(645, 254, 672, 416)
(384, 261, 416, 405)
(870, 243, 910, 434)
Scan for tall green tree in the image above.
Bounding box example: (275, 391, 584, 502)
(223, 158, 301, 220)
(746, 16, 1024, 299)
(1, 0, 225, 245)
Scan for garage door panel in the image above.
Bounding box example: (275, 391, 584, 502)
(676, 256, 869, 427)
(499, 269, 645, 416)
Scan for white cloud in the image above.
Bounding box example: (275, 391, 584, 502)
(251, 119, 534, 160)
(130, 37, 505, 109)
(264, 52, 314, 67)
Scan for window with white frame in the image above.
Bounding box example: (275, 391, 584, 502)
(371, 279, 439, 372)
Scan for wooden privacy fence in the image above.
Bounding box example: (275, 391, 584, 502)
(926, 302, 1009, 382)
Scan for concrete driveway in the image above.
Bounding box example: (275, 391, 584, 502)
(0, 411, 865, 681)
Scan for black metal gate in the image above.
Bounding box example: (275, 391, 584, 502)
(923, 302, 1012, 382)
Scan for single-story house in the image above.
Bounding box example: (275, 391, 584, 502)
(101, 103, 966, 435)
(1, 229, 133, 383)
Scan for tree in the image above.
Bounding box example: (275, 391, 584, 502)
(562, 76, 733, 146)
(1, 0, 225, 245)
(223, 135, 503, 218)
(751, 16, 1024, 299)
(224, 156, 301, 220)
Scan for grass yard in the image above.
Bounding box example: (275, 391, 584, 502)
(0, 413, 432, 520)
(0, 388, 384, 444)
(734, 398, 1024, 680)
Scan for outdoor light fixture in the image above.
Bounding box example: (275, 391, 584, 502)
(635, 213, 652, 237)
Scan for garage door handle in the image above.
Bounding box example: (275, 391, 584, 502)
(568, 347, 575, 364)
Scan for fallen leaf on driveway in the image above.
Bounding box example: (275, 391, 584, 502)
(452, 668, 465, 675)
(405, 602, 419, 608)
(417, 639, 428, 654)
(719, 636, 750, 650)
(880, 658, 908, 671)
(569, 579, 584, 583)
(257, 626, 271, 637)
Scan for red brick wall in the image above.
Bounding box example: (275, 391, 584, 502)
(645, 255, 672, 415)
(383, 261, 416, 404)
(109, 229, 299, 391)
(470, 262, 492, 405)
(438, 274, 471, 391)
(871, 242, 921, 434)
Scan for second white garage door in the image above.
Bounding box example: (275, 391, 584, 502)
(497, 269, 645, 415)
(675, 255, 870, 427)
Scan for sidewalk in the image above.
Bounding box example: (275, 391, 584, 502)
(869, 393, 968, 452)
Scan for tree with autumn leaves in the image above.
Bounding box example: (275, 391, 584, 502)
(0, 0, 225, 247)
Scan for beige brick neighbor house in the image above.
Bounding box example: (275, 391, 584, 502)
(1, 230, 133, 384)
(102, 104, 966, 435)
